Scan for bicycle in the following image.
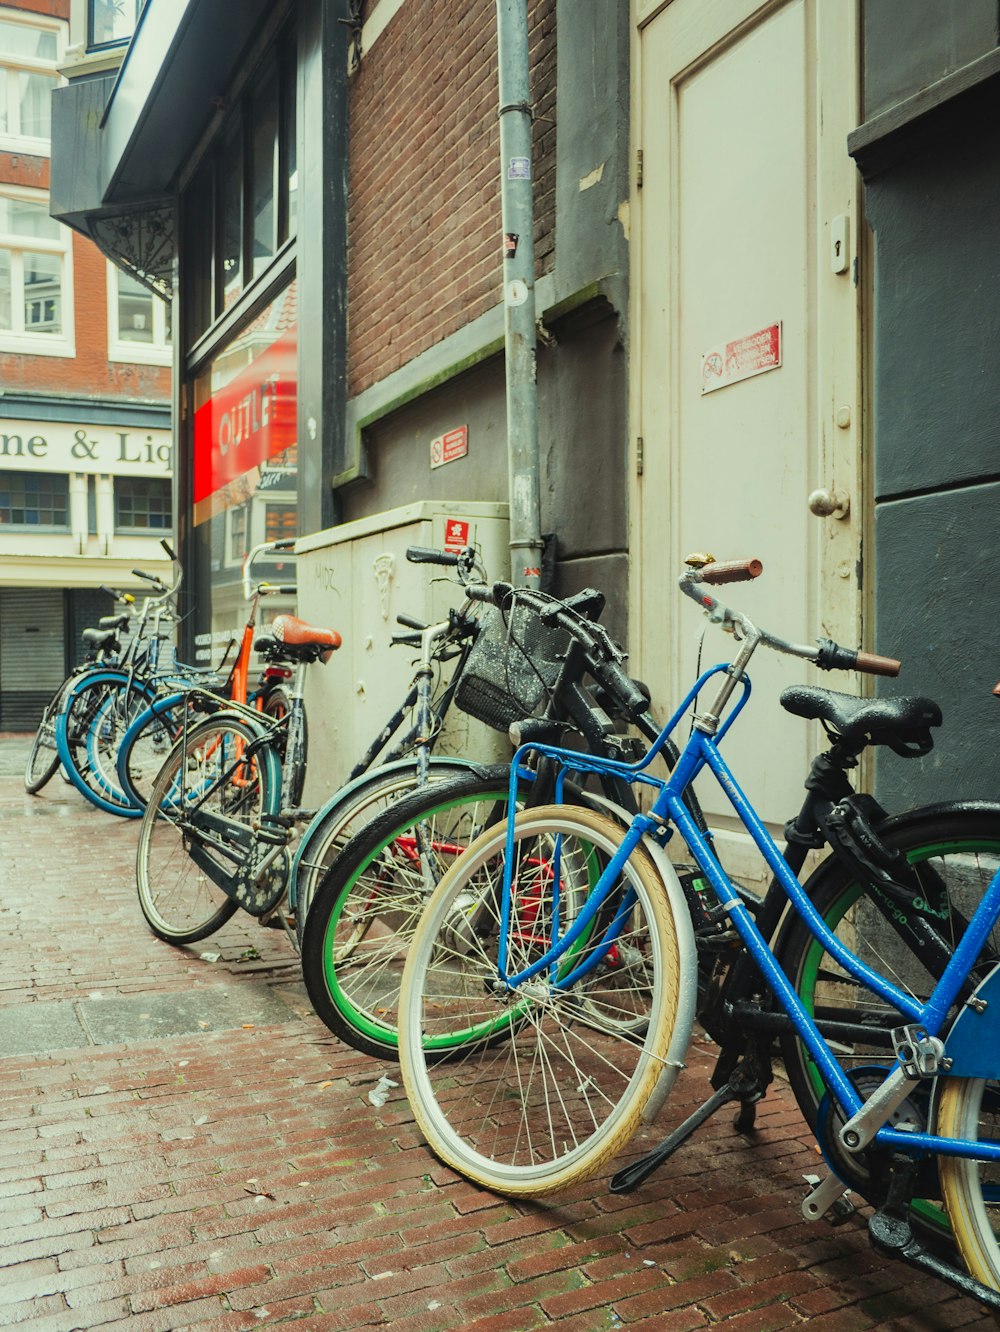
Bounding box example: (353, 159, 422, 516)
(396, 555, 1000, 1310)
(23, 589, 136, 794)
(115, 538, 302, 811)
(134, 543, 494, 949)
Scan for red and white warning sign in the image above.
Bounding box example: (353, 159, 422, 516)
(430, 425, 469, 469)
(442, 518, 470, 552)
(701, 322, 782, 394)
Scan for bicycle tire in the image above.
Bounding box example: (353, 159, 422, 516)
(117, 693, 189, 810)
(292, 757, 475, 943)
(936, 1076, 1000, 1292)
(775, 804, 1000, 1127)
(136, 714, 278, 944)
(24, 686, 67, 793)
(398, 804, 680, 1196)
(57, 673, 158, 816)
(300, 765, 537, 1057)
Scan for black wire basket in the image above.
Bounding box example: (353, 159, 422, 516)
(454, 601, 569, 732)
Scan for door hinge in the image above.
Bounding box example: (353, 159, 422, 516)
(636, 148, 643, 189)
(636, 436, 644, 476)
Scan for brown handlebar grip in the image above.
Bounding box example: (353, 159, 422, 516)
(698, 559, 764, 585)
(854, 652, 901, 678)
(993, 682, 1000, 697)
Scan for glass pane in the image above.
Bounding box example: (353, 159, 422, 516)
(251, 67, 277, 280)
(115, 476, 171, 530)
(0, 70, 8, 135)
(117, 271, 153, 343)
(220, 120, 243, 311)
(89, 0, 138, 47)
(23, 251, 61, 334)
(283, 43, 297, 243)
(0, 21, 57, 60)
(17, 71, 53, 139)
(0, 471, 68, 526)
(0, 249, 10, 329)
(0, 195, 60, 240)
(183, 160, 213, 341)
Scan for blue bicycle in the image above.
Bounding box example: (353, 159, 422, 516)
(398, 556, 1000, 1310)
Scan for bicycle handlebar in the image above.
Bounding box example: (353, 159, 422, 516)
(406, 545, 460, 566)
(680, 556, 901, 678)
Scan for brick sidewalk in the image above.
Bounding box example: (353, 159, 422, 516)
(0, 757, 995, 1330)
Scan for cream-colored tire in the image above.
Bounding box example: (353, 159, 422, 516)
(937, 1076, 1000, 1291)
(399, 805, 681, 1196)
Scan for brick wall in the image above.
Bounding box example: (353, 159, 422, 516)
(347, 0, 556, 397)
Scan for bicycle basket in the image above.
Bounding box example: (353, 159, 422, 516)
(454, 601, 569, 732)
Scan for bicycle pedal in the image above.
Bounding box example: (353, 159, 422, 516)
(802, 1172, 856, 1226)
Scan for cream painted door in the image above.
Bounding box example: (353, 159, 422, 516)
(632, 0, 862, 856)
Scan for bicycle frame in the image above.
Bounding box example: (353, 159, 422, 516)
(500, 660, 1000, 1169)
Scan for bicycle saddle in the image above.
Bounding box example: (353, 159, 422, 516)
(780, 685, 942, 757)
(82, 627, 120, 655)
(257, 615, 343, 663)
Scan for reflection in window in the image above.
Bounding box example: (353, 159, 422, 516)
(229, 504, 247, 562)
(0, 471, 69, 526)
(0, 14, 62, 150)
(115, 476, 172, 531)
(183, 25, 296, 343)
(0, 191, 69, 344)
(110, 267, 171, 357)
(88, 0, 146, 49)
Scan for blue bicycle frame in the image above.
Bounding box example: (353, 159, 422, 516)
(497, 661, 1000, 1169)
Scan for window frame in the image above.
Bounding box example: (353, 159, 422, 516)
(106, 263, 172, 365)
(113, 474, 172, 534)
(0, 469, 71, 530)
(86, 0, 146, 53)
(0, 184, 75, 358)
(0, 7, 65, 156)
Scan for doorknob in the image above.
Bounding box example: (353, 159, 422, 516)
(808, 488, 850, 520)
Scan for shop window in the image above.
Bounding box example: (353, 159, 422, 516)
(0, 10, 64, 154)
(88, 0, 146, 51)
(184, 26, 297, 344)
(0, 470, 69, 527)
(0, 188, 73, 355)
(107, 264, 171, 364)
(115, 476, 172, 531)
(264, 503, 296, 545)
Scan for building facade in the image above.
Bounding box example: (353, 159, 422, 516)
(48, 0, 1000, 812)
(0, 0, 171, 730)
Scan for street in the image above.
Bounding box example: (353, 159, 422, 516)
(0, 735, 994, 1331)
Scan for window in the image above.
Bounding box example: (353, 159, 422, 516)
(115, 476, 172, 531)
(228, 504, 247, 563)
(0, 189, 74, 355)
(0, 10, 64, 154)
(264, 504, 296, 545)
(107, 265, 172, 363)
(0, 471, 69, 526)
(88, 0, 146, 51)
(184, 26, 297, 344)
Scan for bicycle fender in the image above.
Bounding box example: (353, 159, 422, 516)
(581, 792, 699, 1126)
(940, 961, 1000, 1078)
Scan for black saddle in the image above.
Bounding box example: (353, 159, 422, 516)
(780, 685, 941, 757)
(82, 627, 120, 657)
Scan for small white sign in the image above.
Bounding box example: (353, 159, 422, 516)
(702, 322, 782, 395)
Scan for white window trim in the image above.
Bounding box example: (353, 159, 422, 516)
(106, 263, 172, 365)
(0, 7, 66, 156)
(0, 183, 75, 358)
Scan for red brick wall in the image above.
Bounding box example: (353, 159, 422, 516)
(0, 0, 170, 404)
(347, 0, 556, 397)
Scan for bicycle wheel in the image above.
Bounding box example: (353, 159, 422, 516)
(776, 805, 1000, 1128)
(301, 766, 535, 1057)
(59, 674, 155, 815)
(292, 758, 474, 943)
(136, 715, 275, 944)
(936, 1076, 1000, 1292)
(117, 694, 188, 810)
(398, 805, 681, 1196)
(24, 686, 66, 793)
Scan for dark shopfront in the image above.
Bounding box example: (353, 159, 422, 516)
(51, 0, 349, 661)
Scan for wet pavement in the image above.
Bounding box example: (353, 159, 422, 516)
(0, 733, 996, 1330)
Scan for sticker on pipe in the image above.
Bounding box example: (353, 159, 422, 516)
(701, 322, 782, 394)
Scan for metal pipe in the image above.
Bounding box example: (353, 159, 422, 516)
(496, 0, 543, 588)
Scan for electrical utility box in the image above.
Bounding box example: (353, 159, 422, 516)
(294, 501, 511, 807)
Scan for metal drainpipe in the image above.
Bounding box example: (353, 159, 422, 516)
(496, 0, 543, 589)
